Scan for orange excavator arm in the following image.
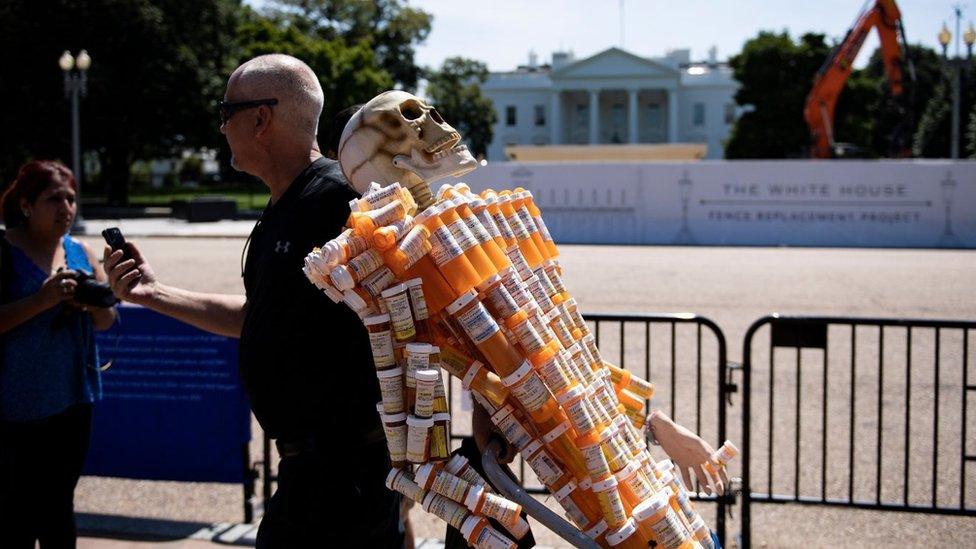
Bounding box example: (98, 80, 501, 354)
(804, 0, 906, 158)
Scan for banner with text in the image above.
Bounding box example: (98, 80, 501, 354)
(84, 305, 250, 483)
(461, 160, 976, 248)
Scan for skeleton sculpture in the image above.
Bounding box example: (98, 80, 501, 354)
(338, 90, 479, 210)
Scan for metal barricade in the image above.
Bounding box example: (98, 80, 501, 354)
(254, 312, 736, 539)
(740, 315, 976, 548)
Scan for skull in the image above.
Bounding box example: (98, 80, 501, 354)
(337, 90, 478, 209)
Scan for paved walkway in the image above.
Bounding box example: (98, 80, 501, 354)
(78, 512, 459, 547)
(80, 533, 459, 549)
(79, 515, 552, 549)
(80, 537, 522, 549)
(78, 218, 257, 238)
(69, 230, 976, 548)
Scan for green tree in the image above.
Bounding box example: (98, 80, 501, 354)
(912, 79, 953, 157)
(912, 59, 975, 158)
(0, 0, 242, 204)
(424, 57, 497, 158)
(0, 0, 429, 205)
(235, 6, 393, 159)
(724, 29, 948, 159)
(830, 68, 882, 156)
(825, 45, 944, 158)
(265, 0, 432, 91)
(725, 31, 831, 158)
(967, 99, 976, 158)
(860, 45, 944, 157)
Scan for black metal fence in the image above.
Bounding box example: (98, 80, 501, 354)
(254, 313, 976, 548)
(740, 315, 976, 548)
(251, 312, 739, 536)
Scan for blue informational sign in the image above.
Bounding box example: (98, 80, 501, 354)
(83, 305, 250, 483)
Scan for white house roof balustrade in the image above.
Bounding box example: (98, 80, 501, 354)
(680, 64, 735, 87)
(482, 70, 552, 92)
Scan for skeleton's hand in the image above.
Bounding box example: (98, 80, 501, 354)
(647, 409, 728, 495)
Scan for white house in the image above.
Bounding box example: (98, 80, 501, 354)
(481, 47, 739, 161)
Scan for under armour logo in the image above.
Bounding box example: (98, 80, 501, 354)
(274, 241, 291, 253)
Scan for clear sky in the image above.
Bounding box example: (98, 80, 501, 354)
(407, 0, 969, 70)
(246, 1, 973, 70)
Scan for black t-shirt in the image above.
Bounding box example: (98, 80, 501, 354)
(240, 157, 381, 443)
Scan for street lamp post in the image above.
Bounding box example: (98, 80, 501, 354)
(59, 49, 91, 233)
(938, 8, 975, 160)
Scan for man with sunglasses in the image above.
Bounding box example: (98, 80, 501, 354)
(104, 54, 402, 548)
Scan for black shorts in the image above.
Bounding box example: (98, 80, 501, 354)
(256, 439, 403, 548)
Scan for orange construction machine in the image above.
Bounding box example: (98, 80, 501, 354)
(804, 0, 913, 158)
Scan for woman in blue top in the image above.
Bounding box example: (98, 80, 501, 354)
(0, 160, 116, 549)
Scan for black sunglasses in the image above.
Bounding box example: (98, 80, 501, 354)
(219, 98, 278, 125)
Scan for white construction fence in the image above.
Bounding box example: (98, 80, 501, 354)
(460, 160, 976, 248)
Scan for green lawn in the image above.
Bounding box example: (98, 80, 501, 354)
(84, 188, 271, 211)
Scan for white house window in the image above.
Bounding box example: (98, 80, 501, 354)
(534, 105, 546, 126)
(724, 103, 735, 124)
(693, 103, 706, 127)
(506, 106, 517, 126)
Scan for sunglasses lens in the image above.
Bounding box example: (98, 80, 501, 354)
(219, 99, 274, 126)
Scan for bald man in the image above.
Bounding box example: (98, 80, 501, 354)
(104, 54, 403, 548)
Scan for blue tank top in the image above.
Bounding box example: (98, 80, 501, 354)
(0, 235, 102, 421)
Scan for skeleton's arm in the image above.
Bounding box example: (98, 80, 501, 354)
(647, 409, 729, 495)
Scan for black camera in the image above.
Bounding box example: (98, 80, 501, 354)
(70, 271, 119, 308)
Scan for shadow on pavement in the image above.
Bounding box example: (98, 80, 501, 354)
(78, 513, 258, 545)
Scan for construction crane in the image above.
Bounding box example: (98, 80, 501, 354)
(804, 0, 914, 158)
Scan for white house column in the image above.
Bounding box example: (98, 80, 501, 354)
(628, 89, 639, 144)
(667, 88, 679, 143)
(550, 91, 561, 145)
(589, 89, 600, 144)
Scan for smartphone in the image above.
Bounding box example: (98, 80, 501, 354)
(102, 227, 133, 262)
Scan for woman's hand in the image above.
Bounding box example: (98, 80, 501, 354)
(63, 294, 113, 314)
(37, 269, 78, 309)
(77, 239, 118, 331)
(648, 409, 729, 495)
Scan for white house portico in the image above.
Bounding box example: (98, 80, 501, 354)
(481, 47, 739, 160)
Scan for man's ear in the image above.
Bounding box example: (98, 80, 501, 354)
(254, 105, 273, 137)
